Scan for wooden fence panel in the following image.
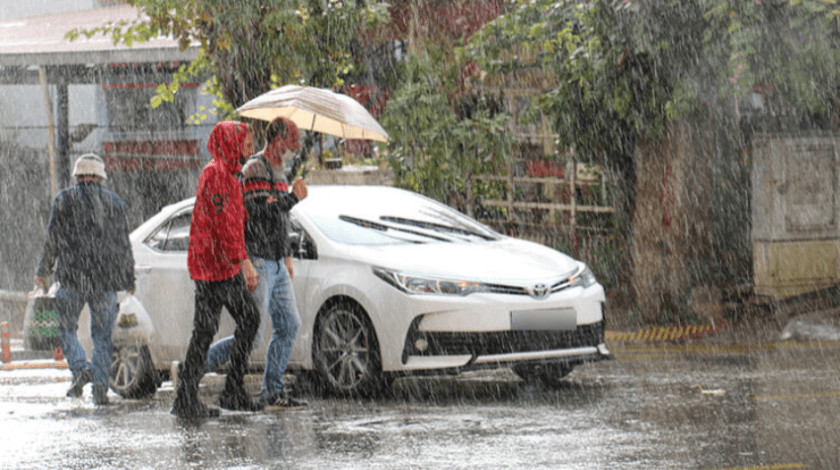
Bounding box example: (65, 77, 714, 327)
(471, 159, 616, 259)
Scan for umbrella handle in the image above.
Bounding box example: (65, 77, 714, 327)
(287, 153, 306, 181)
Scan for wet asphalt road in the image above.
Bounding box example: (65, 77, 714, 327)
(2, 340, 840, 470)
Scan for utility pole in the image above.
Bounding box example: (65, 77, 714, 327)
(39, 66, 58, 198)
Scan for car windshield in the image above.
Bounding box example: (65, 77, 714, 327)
(298, 186, 500, 246)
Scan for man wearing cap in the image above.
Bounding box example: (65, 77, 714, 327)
(34, 154, 135, 406)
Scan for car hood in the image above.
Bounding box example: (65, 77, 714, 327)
(347, 237, 581, 283)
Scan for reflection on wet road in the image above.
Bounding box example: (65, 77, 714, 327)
(2, 340, 839, 469)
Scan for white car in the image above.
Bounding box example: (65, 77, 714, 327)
(35, 185, 610, 397)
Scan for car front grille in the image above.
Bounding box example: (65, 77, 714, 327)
(484, 278, 573, 296)
(402, 320, 605, 361)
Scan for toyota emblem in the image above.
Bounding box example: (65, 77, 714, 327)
(529, 283, 550, 300)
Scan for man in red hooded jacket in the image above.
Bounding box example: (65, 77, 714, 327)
(171, 120, 263, 419)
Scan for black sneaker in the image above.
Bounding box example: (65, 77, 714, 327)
(93, 387, 110, 406)
(66, 370, 94, 398)
(261, 394, 308, 411)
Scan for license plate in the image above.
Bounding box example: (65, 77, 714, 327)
(510, 309, 576, 331)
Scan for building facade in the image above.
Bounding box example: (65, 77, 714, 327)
(0, 0, 216, 291)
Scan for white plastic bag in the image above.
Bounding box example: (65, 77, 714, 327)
(113, 294, 154, 345)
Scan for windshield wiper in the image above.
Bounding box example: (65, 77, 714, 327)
(380, 216, 495, 241)
(339, 215, 451, 242)
(339, 215, 389, 231)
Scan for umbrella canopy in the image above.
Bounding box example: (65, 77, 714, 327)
(236, 84, 389, 142)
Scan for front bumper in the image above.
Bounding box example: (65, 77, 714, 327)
(401, 319, 610, 372)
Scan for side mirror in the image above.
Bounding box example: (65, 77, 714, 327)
(288, 232, 302, 259)
(287, 221, 316, 260)
(299, 237, 315, 259)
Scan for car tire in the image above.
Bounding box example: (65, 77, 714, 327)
(312, 300, 391, 397)
(513, 363, 574, 389)
(110, 343, 160, 399)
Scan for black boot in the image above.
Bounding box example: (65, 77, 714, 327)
(171, 393, 220, 419)
(66, 369, 94, 398)
(92, 386, 110, 406)
(218, 381, 264, 412)
(171, 366, 220, 419)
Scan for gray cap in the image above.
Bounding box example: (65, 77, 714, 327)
(72, 153, 107, 180)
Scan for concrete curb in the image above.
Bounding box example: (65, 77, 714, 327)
(1, 359, 67, 371)
(1, 342, 65, 370)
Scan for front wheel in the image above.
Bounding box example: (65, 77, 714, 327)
(312, 301, 391, 397)
(110, 344, 160, 399)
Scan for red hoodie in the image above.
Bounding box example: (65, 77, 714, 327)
(188, 121, 250, 282)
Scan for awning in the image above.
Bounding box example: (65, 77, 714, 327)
(0, 5, 198, 69)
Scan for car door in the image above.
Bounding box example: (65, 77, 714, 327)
(132, 209, 199, 365)
(287, 215, 318, 367)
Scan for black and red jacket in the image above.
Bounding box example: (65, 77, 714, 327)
(241, 153, 299, 261)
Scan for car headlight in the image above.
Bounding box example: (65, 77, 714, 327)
(569, 265, 597, 288)
(373, 267, 485, 296)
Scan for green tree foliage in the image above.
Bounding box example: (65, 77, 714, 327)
(465, 0, 840, 307)
(466, 0, 840, 166)
(67, 0, 514, 208)
(702, 0, 840, 125)
(381, 53, 514, 204)
(66, 0, 391, 117)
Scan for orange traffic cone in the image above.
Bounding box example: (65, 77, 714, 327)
(1, 322, 11, 363)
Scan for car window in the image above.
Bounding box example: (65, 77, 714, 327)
(145, 211, 192, 252)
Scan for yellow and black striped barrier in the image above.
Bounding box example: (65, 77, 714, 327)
(606, 324, 728, 343)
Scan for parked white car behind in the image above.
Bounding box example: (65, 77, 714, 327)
(50, 185, 610, 397)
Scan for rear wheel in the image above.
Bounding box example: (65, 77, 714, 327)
(513, 363, 574, 389)
(313, 300, 391, 397)
(110, 344, 160, 399)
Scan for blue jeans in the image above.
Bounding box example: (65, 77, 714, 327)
(55, 287, 117, 391)
(205, 257, 300, 398)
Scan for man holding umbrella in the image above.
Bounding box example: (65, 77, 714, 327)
(228, 84, 386, 408)
(205, 117, 308, 409)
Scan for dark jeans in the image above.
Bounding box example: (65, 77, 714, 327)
(176, 274, 259, 405)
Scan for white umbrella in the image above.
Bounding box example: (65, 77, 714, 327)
(236, 84, 389, 142)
